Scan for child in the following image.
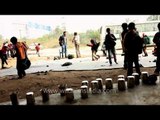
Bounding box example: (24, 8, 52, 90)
(0, 45, 8, 69)
(35, 43, 41, 57)
(87, 39, 100, 61)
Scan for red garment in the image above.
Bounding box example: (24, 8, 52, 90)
(35, 45, 40, 51)
(1, 46, 7, 54)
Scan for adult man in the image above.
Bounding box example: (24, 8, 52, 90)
(104, 28, 118, 66)
(10, 37, 29, 79)
(124, 22, 142, 77)
(72, 32, 81, 58)
(121, 23, 128, 69)
(153, 23, 160, 75)
(59, 31, 67, 58)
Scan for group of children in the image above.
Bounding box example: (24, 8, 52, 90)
(0, 42, 11, 69)
(0, 41, 41, 69)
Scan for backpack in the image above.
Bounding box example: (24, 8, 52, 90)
(135, 34, 143, 54)
(143, 74, 157, 85)
(22, 57, 31, 70)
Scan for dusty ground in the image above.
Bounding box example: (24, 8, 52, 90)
(0, 47, 156, 103)
(0, 59, 155, 103)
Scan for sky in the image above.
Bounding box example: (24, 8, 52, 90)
(0, 15, 150, 39)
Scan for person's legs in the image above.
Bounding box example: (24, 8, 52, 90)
(37, 51, 40, 57)
(61, 45, 64, 58)
(143, 46, 148, 56)
(22, 70, 26, 77)
(127, 55, 133, 76)
(76, 44, 81, 58)
(124, 51, 128, 69)
(1, 55, 7, 68)
(111, 47, 118, 64)
(154, 51, 160, 75)
(64, 45, 67, 58)
(17, 60, 24, 79)
(93, 51, 99, 60)
(1, 57, 4, 68)
(91, 51, 94, 61)
(17, 68, 23, 79)
(108, 49, 112, 65)
(75, 44, 80, 58)
(134, 54, 141, 76)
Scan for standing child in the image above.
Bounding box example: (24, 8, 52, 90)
(87, 39, 100, 61)
(0, 45, 8, 69)
(35, 43, 41, 57)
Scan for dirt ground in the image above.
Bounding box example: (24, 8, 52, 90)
(0, 46, 156, 103)
(0, 55, 156, 103)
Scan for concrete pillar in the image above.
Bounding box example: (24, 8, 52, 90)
(80, 85, 88, 99)
(26, 92, 35, 105)
(91, 80, 99, 94)
(118, 78, 126, 91)
(82, 80, 89, 91)
(142, 71, 149, 84)
(132, 73, 140, 85)
(65, 88, 74, 102)
(40, 88, 50, 103)
(10, 92, 19, 105)
(96, 78, 103, 92)
(118, 75, 125, 79)
(105, 78, 113, 91)
(58, 84, 67, 96)
(127, 76, 135, 88)
(82, 80, 89, 87)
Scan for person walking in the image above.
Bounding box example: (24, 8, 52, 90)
(35, 43, 41, 57)
(104, 28, 118, 66)
(0, 45, 8, 69)
(10, 36, 30, 79)
(87, 39, 100, 61)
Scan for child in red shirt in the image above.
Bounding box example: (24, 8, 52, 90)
(87, 39, 100, 61)
(0, 45, 8, 69)
(35, 43, 40, 57)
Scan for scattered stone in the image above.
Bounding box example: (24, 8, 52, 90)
(44, 71, 48, 75)
(61, 62, 72, 66)
(36, 71, 40, 75)
(54, 56, 60, 60)
(68, 54, 74, 59)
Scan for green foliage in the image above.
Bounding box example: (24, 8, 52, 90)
(0, 26, 101, 49)
(79, 29, 100, 45)
(33, 26, 100, 48)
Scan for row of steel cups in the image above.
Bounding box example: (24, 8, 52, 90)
(9, 71, 153, 105)
(80, 71, 153, 98)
